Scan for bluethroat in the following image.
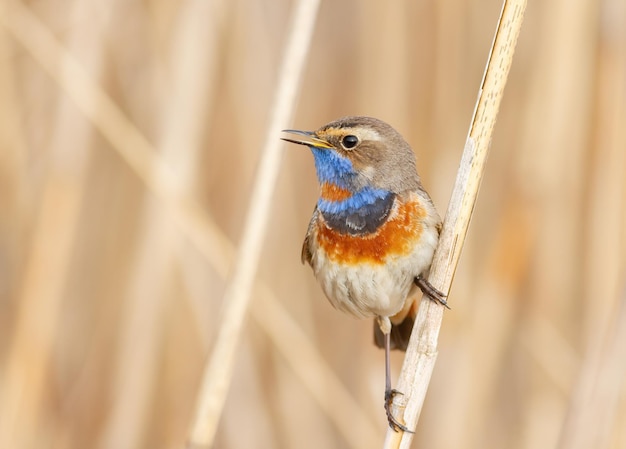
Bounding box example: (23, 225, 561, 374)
(282, 116, 447, 432)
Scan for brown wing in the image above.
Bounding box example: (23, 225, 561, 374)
(301, 206, 319, 266)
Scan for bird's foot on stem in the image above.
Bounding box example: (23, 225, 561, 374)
(415, 275, 449, 309)
(384, 389, 414, 433)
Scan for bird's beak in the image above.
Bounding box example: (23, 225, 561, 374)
(281, 129, 333, 149)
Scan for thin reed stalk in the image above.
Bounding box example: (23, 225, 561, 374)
(384, 1, 527, 447)
(557, 2, 626, 443)
(0, 1, 108, 446)
(3, 0, 624, 447)
(557, 284, 626, 449)
(186, 0, 322, 446)
(1, 2, 364, 447)
(97, 1, 227, 448)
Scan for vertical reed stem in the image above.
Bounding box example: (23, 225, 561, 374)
(186, 0, 322, 446)
(384, 1, 527, 447)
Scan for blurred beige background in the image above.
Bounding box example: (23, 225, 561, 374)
(1, 0, 625, 448)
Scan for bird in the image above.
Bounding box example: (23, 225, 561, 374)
(281, 116, 447, 432)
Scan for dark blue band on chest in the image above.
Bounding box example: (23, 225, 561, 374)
(320, 192, 396, 235)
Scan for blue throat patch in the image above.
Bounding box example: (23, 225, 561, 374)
(311, 148, 354, 188)
(310, 147, 395, 235)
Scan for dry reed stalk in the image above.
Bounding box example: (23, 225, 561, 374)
(186, 0, 322, 446)
(178, 228, 381, 449)
(1, 1, 364, 446)
(506, 0, 598, 445)
(174, 221, 380, 448)
(97, 1, 228, 448)
(383, 1, 527, 447)
(557, 2, 626, 444)
(436, 200, 539, 448)
(0, 0, 230, 275)
(249, 287, 380, 448)
(0, 1, 108, 446)
(357, 2, 411, 126)
(557, 284, 626, 449)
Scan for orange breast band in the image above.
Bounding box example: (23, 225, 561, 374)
(320, 182, 352, 202)
(316, 200, 425, 265)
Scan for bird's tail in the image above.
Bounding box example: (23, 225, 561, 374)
(373, 299, 418, 351)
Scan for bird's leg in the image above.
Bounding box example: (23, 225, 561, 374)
(381, 317, 413, 434)
(415, 275, 449, 309)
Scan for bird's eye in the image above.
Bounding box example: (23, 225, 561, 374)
(341, 135, 359, 149)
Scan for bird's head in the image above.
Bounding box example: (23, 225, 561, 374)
(282, 116, 421, 213)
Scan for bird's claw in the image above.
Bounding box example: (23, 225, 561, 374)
(415, 275, 449, 309)
(384, 389, 414, 433)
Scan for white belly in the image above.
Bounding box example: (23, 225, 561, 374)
(311, 225, 438, 319)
